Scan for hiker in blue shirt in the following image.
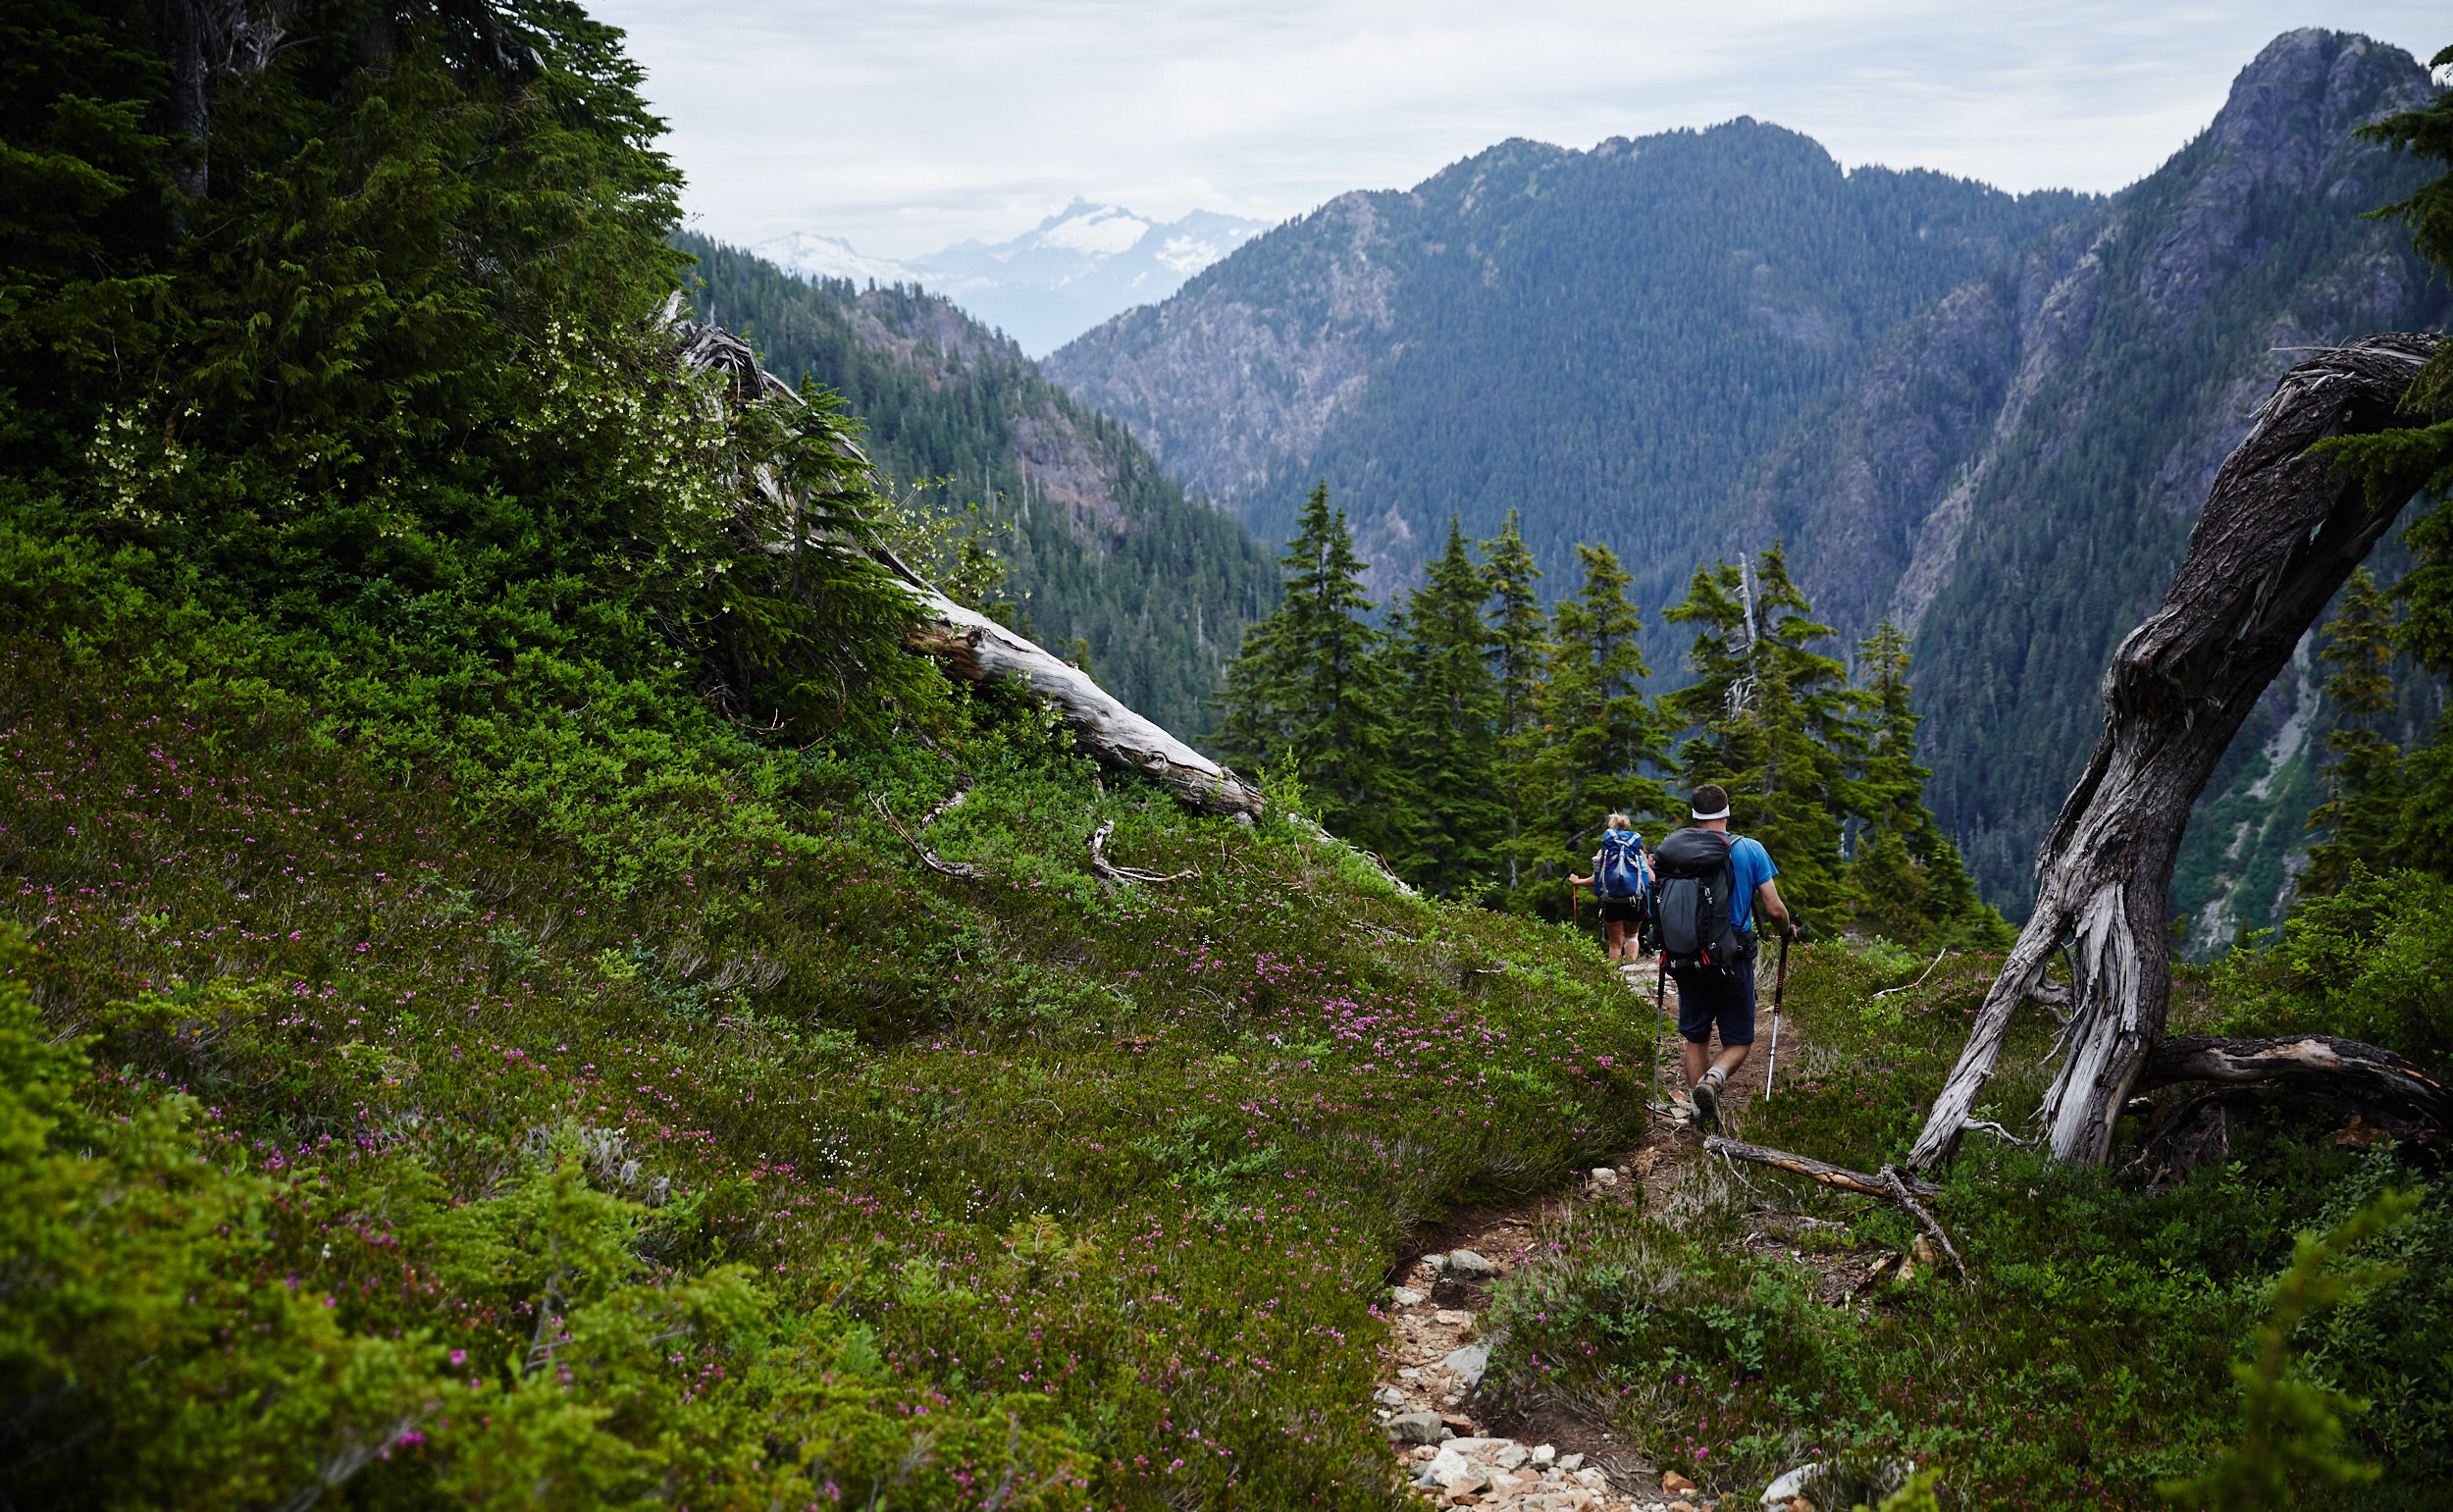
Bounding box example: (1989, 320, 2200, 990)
(1567, 811, 1648, 966)
(1652, 783, 1795, 1129)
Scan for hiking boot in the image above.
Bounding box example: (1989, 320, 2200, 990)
(1691, 1073, 1722, 1130)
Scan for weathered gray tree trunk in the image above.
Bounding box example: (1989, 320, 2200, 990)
(2140, 1034, 2451, 1123)
(151, 0, 295, 203)
(1909, 334, 2442, 1169)
(876, 552, 1265, 817)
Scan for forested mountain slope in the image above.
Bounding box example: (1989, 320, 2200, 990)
(1049, 28, 2448, 925)
(1742, 29, 2446, 919)
(1044, 124, 2087, 610)
(676, 234, 1279, 738)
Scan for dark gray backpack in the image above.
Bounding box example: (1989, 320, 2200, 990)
(1649, 827, 1754, 974)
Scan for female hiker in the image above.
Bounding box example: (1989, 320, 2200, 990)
(1568, 812, 1649, 967)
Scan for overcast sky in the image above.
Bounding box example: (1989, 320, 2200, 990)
(588, 1, 2449, 260)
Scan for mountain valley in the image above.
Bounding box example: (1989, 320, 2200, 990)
(677, 232, 1280, 738)
(1046, 28, 2452, 928)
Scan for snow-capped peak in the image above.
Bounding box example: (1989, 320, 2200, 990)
(735, 202, 1275, 356)
(1034, 202, 1155, 257)
(748, 232, 915, 287)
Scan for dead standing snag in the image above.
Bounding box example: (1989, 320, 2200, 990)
(1908, 334, 2444, 1168)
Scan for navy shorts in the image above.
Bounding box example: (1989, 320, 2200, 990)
(1674, 958, 1756, 1047)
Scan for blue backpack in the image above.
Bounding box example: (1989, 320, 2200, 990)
(1592, 830, 1647, 899)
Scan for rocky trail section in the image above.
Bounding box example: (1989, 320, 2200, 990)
(1374, 962, 1835, 1512)
(1371, 963, 1879, 1512)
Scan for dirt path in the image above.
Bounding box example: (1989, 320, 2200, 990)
(1374, 957, 1858, 1511)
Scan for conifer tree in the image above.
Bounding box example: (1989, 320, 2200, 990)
(1851, 619, 1934, 936)
(1216, 483, 1392, 850)
(1482, 511, 1549, 743)
(2305, 568, 2405, 894)
(1660, 545, 1859, 914)
(1748, 546, 1861, 907)
(1659, 558, 1762, 789)
(1848, 619, 2005, 944)
(1534, 545, 1665, 884)
(2306, 55, 2453, 877)
(1855, 620, 1928, 840)
(1481, 510, 1552, 893)
(1385, 517, 1505, 896)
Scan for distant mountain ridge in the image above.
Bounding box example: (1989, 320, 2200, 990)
(1045, 124, 2091, 613)
(749, 201, 1274, 357)
(1042, 28, 2449, 931)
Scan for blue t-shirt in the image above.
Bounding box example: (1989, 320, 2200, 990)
(1726, 835, 1778, 932)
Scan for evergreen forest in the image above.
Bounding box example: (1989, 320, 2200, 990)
(5, 3, 2453, 1509)
(1214, 492, 2009, 952)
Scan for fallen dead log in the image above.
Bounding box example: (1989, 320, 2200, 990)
(1293, 815, 1419, 897)
(1086, 819, 1199, 886)
(880, 552, 1264, 819)
(1706, 1137, 1968, 1284)
(664, 302, 1265, 820)
(1909, 334, 2445, 1169)
(1703, 1136, 1942, 1201)
(886, 569, 1265, 815)
(2140, 1035, 2450, 1125)
(1880, 1166, 1971, 1285)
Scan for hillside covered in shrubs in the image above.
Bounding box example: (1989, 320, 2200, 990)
(6, 3, 2453, 1508)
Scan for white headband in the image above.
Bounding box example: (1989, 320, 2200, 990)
(1691, 805, 1731, 820)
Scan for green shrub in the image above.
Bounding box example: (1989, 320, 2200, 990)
(0, 625, 1663, 1507)
(2209, 868, 2453, 1071)
(2158, 1187, 2419, 1511)
(1477, 928, 2453, 1509)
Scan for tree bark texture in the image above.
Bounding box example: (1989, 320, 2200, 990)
(151, 0, 294, 202)
(1908, 334, 2443, 1169)
(2141, 1034, 2450, 1127)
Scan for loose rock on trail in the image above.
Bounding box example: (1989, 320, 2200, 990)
(1372, 960, 1875, 1510)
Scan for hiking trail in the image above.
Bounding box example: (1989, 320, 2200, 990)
(1375, 960, 1886, 1512)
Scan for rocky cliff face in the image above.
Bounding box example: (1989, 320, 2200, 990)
(1724, 214, 2113, 642)
(844, 289, 1141, 547)
(1044, 190, 1400, 514)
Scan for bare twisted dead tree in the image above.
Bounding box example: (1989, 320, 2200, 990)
(1910, 334, 2444, 1168)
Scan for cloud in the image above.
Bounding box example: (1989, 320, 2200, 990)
(591, 0, 2449, 258)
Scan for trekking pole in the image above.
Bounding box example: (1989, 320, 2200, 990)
(1652, 949, 1668, 1105)
(1765, 927, 1793, 1100)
